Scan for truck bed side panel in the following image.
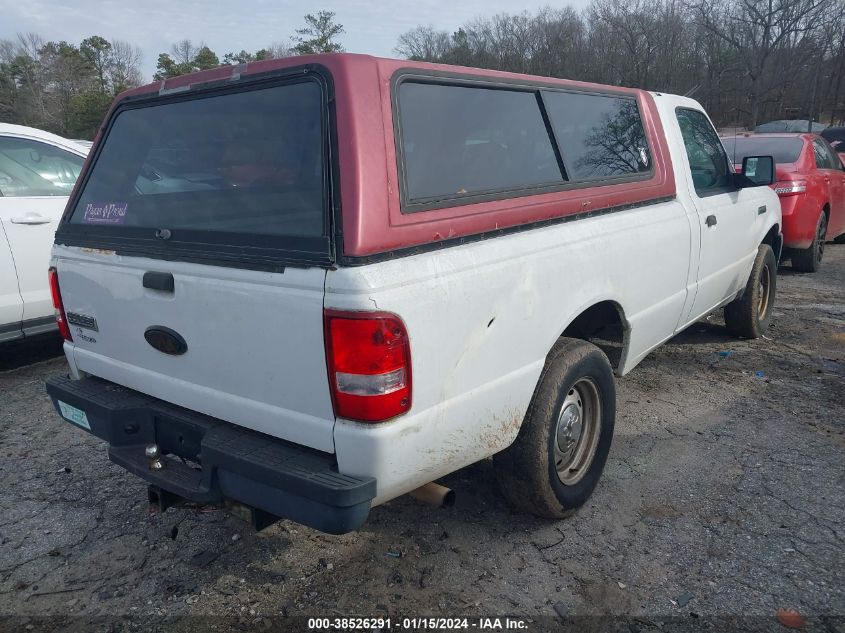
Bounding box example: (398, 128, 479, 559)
(329, 198, 690, 503)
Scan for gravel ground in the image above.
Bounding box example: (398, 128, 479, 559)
(0, 246, 843, 633)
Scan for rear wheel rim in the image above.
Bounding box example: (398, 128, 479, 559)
(553, 377, 601, 486)
(757, 263, 771, 320)
(818, 216, 827, 264)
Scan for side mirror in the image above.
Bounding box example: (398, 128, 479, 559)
(739, 155, 774, 186)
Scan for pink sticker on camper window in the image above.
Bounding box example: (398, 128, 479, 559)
(82, 202, 128, 225)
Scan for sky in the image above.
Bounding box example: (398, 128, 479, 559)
(0, 0, 592, 82)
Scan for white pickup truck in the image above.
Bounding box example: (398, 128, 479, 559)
(46, 54, 782, 534)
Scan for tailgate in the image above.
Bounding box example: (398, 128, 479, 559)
(50, 69, 339, 452)
(56, 247, 335, 452)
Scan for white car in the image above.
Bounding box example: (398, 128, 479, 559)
(0, 124, 88, 342)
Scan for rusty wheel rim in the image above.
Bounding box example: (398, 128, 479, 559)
(554, 377, 601, 486)
(757, 263, 771, 320)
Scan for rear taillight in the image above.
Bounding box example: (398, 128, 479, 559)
(324, 309, 411, 422)
(772, 181, 807, 196)
(48, 267, 72, 341)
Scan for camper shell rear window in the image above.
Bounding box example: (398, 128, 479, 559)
(58, 70, 333, 269)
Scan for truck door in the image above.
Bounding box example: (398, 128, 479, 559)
(674, 108, 761, 323)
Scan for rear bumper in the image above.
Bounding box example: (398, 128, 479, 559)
(46, 376, 375, 534)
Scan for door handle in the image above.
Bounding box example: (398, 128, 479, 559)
(10, 213, 51, 225)
(705, 214, 718, 227)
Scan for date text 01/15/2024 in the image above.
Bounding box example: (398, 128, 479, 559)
(307, 617, 529, 630)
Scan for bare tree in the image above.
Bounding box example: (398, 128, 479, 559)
(11, 33, 50, 127)
(394, 0, 845, 129)
(818, 0, 845, 124)
(690, 0, 833, 127)
(265, 41, 296, 59)
(170, 39, 198, 65)
(395, 26, 451, 60)
(109, 40, 143, 92)
(529, 7, 588, 78)
(3, 1, 844, 134)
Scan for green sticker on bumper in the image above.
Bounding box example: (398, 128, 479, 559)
(58, 400, 91, 430)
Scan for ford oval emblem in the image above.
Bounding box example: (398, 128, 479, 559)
(144, 326, 188, 355)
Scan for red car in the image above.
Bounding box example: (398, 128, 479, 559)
(723, 133, 845, 271)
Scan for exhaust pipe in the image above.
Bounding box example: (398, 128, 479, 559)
(409, 482, 455, 508)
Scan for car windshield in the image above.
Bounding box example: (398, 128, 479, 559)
(721, 136, 804, 165)
(69, 78, 326, 239)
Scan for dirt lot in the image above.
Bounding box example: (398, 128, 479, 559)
(1, 246, 843, 632)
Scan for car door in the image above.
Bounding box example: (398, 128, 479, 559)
(813, 138, 845, 238)
(674, 108, 763, 323)
(0, 221, 23, 342)
(0, 134, 85, 328)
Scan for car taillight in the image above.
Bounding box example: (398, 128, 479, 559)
(48, 267, 72, 341)
(772, 181, 807, 196)
(324, 309, 411, 422)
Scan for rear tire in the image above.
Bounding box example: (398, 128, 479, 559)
(724, 244, 777, 339)
(792, 213, 827, 272)
(494, 338, 615, 518)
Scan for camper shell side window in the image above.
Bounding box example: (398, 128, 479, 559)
(394, 74, 654, 213)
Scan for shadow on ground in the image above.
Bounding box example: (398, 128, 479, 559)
(0, 333, 64, 372)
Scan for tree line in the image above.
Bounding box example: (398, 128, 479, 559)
(0, 12, 344, 139)
(0, 34, 143, 139)
(3, 2, 844, 139)
(152, 11, 344, 80)
(397, 0, 845, 130)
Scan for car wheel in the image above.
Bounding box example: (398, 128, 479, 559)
(792, 212, 827, 272)
(724, 244, 777, 339)
(494, 338, 615, 518)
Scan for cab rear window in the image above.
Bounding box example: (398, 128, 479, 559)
(69, 78, 327, 243)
